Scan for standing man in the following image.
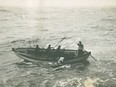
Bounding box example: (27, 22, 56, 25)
(77, 41, 84, 56)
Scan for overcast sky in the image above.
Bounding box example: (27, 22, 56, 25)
(0, 0, 116, 8)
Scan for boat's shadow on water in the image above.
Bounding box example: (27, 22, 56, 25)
(70, 61, 90, 70)
(14, 60, 90, 71)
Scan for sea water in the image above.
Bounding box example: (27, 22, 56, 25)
(0, 6, 116, 87)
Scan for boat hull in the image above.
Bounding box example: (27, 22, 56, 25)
(12, 48, 91, 64)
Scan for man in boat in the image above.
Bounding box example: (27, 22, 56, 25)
(46, 45, 51, 53)
(77, 41, 84, 56)
(56, 45, 61, 57)
(35, 45, 40, 54)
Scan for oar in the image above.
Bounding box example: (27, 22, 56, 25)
(53, 37, 66, 49)
(90, 55, 97, 61)
(84, 49, 97, 61)
(42, 42, 48, 48)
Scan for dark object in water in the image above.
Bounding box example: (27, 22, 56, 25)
(12, 46, 91, 65)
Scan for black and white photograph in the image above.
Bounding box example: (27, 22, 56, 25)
(0, 0, 116, 87)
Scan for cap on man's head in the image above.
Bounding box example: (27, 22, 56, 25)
(59, 45, 61, 47)
(79, 41, 82, 43)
